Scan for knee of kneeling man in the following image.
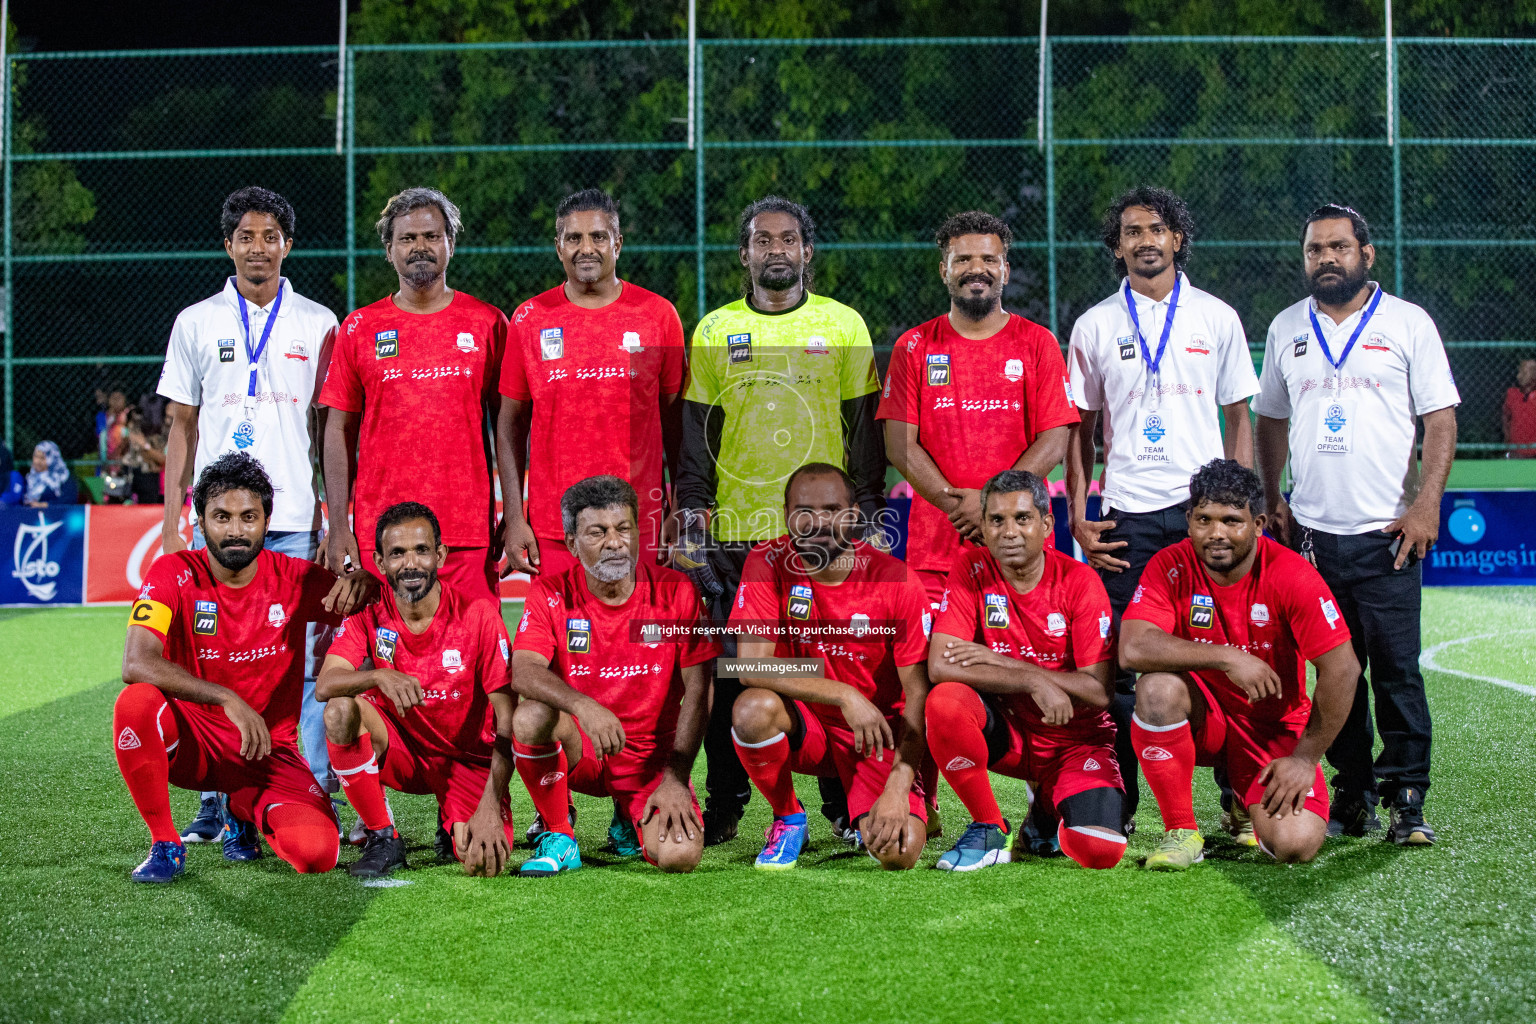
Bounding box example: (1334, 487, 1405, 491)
(730, 688, 782, 737)
(511, 698, 559, 741)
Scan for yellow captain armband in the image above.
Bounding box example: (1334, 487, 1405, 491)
(128, 599, 173, 636)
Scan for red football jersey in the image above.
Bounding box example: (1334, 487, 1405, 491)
(513, 559, 718, 760)
(877, 314, 1078, 572)
(329, 582, 511, 766)
(319, 291, 509, 551)
(1124, 535, 1352, 725)
(933, 545, 1115, 741)
(500, 283, 687, 554)
(729, 537, 932, 729)
(128, 549, 342, 743)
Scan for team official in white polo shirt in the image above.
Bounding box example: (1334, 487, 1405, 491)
(1065, 186, 1259, 833)
(1255, 204, 1457, 847)
(157, 186, 341, 843)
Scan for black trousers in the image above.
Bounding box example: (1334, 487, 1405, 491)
(1096, 503, 1191, 821)
(701, 541, 755, 817)
(1305, 527, 1432, 806)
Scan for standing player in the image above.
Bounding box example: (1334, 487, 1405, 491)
(157, 187, 340, 841)
(729, 464, 931, 871)
(1121, 460, 1360, 869)
(321, 187, 507, 605)
(1065, 187, 1259, 835)
(1255, 204, 1457, 845)
(496, 188, 685, 579)
(317, 502, 517, 878)
(926, 470, 1126, 872)
(113, 453, 373, 882)
(510, 476, 717, 876)
(879, 211, 1076, 610)
(675, 195, 886, 845)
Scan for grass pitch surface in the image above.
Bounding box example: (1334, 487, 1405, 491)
(2, 588, 1533, 1024)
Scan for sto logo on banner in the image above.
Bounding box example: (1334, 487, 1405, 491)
(1, 507, 85, 605)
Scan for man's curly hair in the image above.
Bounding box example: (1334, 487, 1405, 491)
(193, 451, 274, 520)
(1100, 186, 1195, 278)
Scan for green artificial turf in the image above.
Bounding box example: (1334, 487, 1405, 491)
(1, 591, 1533, 1024)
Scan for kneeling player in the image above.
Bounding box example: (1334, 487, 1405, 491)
(927, 470, 1127, 872)
(115, 453, 373, 882)
(317, 502, 517, 878)
(1121, 460, 1359, 869)
(510, 476, 717, 875)
(730, 463, 932, 871)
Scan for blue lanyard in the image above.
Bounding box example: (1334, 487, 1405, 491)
(1307, 284, 1383, 378)
(234, 278, 283, 411)
(1123, 274, 1181, 388)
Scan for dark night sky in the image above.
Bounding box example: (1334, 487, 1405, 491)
(10, 1, 356, 52)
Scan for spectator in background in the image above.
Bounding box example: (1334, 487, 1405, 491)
(1, 442, 24, 505)
(25, 442, 78, 507)
(1504, 358, 1536, 458)
(123, 405, 167, 504)
(99, 384, 130, 466)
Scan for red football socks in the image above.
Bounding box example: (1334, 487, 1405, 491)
(514, 740, 574, 836)
(1058, 823, 1128, 870)
(113, 683, 181, 844)
(1131, 714, 1198, 832)
(328, 733, 393, 833)
(263, 803, 340, 874)
(924, 682, 1005, 829)
(731, 730, 803, 818)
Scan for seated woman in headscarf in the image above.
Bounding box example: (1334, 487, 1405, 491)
(1, 443, 24, 505)
(25, 441, 78, 507)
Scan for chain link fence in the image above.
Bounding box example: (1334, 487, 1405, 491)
(4, 36, 1533, 463)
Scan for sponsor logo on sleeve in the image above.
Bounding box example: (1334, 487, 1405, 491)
(727, 333, 752, 364)
(1189, 594, 1214, 630)
(1099, 612, 1112, 639)
(1320, 597, 1340, 629)
(787, 584, 813, 621)
(566, 618, 592, 653)
(192, 599, 219, 636)
(499, 637, 510, 662)
(1131, 585, 1145, 604)
(926, 353, 951, 386)
(374, 627, 398, 662)
(374, 330, 399, 359)
(984, 593, 1010, 629)
(921, 611, 933, 638)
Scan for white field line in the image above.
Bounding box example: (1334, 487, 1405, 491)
(1420, 630, 1536, 697)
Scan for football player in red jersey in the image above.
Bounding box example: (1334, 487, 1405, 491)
(510, 476, 718, 875)
(1121, 459, 1360, 869)
(316, 502, 517, 878)
(729, 464, 932, 871)
(926, 469, 1127, 872)
(496, 189, 686, 579)
(114, 453, 375, 882)
(320, 187, 508, 605)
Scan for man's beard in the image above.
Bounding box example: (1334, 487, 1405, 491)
(950, 272, 1000, 321)
(1199, 538, 1250, 574)
(790, 530, 851, 574)
(389, 567, 437, 605)
(209, 534, 265, 572)
(1307, 261, 1370, 306)
(1125, 245, 1169, 278)
(402, 251, 442, 289)
(582, 549, 634, 583)
(754, 261, 800, 292)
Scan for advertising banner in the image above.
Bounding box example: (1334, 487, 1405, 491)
(1, 506, 86, 605)
(84, 505, 194, 604)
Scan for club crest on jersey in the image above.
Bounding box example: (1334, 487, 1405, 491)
(1142, 413, 1166, 443)
(442, 648, 463, 672)
(1250, 603, 1270, 626)
(805, 335, 829, 355)
(192, 600, 219, 636)
(566, 618, 592, 653)
(1189, 594, 1214, 630)
(285, 340, 309, 362)
(218, 337, 236, 363)
(727, 333, 752, 364)
(1185, 334, 1210, 355)
(1003, 358, 1024, 382)
(984, 593, 1009, 629)
(1117, 336, 1136, 361)
(620, 331, 644, 354)
(787, 584, 813, 621)
(1046, 612, 1067, 637)
(267, 603, 286, 628)
(540, 327, 564, 360)
(1361, 333, 1392, 353)
(849, 613, 870, 637)
(374, 330, 399, 359)
(926, 354, 951, 386)
(1293, 333, 1309, 357)
(375, 627, 399, 663)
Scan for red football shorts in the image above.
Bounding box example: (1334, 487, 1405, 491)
(374, 712, 515, 850)
(787, 701, 927, 823)
(164, 701, 335, 832)
(361, 545, 500, 607)
(566, 718, 702, 865)
(986, 703, 1123, 809)
(1189, 675, 1330, 820)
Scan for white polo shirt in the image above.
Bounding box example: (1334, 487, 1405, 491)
(1255, 285, 1460, 535)
(1068, 273, 1259, 513)
(158, 277, 339, 532)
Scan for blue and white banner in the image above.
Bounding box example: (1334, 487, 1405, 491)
(1424, 491, 1536, 586)
(1, 506, 86, 605)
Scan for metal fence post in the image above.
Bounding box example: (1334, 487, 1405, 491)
(1391, 37, 1405, 298)
(1044, 37, 1057, 338)
(3, 53, 12, 447)
(345, 45, 357, 314)
(694, 39, 706, 323)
